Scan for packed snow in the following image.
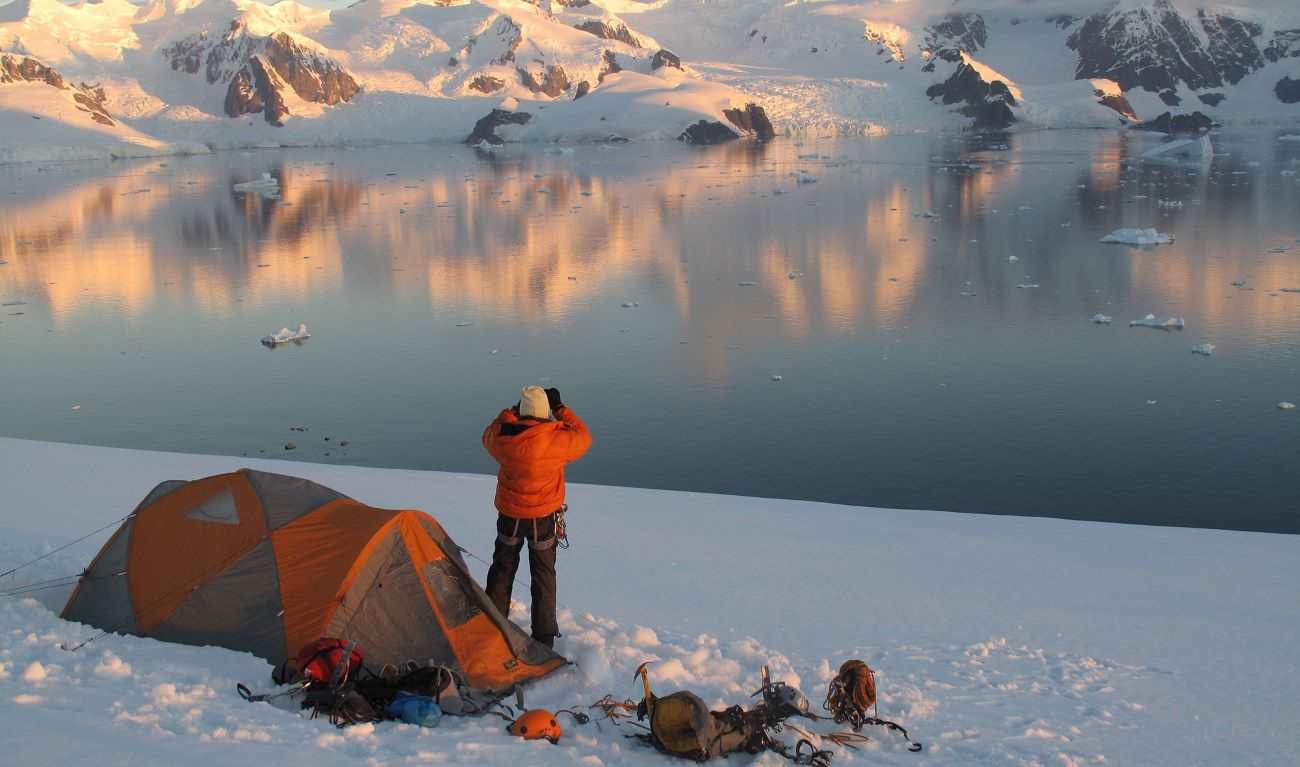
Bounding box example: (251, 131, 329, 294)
(1100, 228, 1175, 246)
(2, 438, 1298, 766)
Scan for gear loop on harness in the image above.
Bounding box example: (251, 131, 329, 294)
(554, 505, 570, 550)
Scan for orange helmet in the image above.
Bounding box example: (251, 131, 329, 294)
(509, 709, 563, 744)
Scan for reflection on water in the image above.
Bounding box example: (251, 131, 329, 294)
(2, 131, 1299, 532)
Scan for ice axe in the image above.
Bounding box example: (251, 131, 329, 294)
(633, 661, 655, 719)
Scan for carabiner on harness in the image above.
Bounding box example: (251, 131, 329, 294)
(555, 505, 570, 549)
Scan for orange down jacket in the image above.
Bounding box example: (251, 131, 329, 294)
(482, 406, 592, 519)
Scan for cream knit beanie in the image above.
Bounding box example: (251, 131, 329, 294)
(519, 385, 552, 420)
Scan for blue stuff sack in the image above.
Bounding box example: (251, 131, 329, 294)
(385, 691, 443, 728)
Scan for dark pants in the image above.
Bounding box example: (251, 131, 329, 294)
(485, 512, 559, 643)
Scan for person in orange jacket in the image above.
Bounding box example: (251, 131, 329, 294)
(482, 385, 592, 648)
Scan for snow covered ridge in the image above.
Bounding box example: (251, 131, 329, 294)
(0, 0, 776, 158)
(1, 0, 1298, 159)
(1, 437, 1299, 765)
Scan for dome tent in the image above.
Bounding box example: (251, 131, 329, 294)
(61, 469, 564, 691)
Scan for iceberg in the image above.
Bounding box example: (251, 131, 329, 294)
(1191, 343, 1215, 356)
(233, 173, 280, 195)
(1141, 135, 1212, 162)
(260, 323, 310, 347)
(1090, 314, 1113, 324)
(1129, 314, 1184, 331)
(1100, 228, 1174, 246)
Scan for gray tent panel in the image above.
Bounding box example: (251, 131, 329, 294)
(326, 529, 460, 670)
(62, 517, 137, 634)
(150, 539, 286, 662)
(185, 487, 239, 525)
(425, 528, 557, 668)
(244, 469, 348, 531)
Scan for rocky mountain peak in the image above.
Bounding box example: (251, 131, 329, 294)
(162, 20, 359, 126)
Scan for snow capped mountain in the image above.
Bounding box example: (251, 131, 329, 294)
(0, 0, 1297, 162)
(0, 0, 776, 160)
(1067, 0, 1300, 110)
(162, 20, 360, 125)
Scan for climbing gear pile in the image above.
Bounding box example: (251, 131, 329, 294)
(823, 660, 923, 753)
(241, 637, 504, 728)
(236, 636, 921, 762)
(627, 660, 922, 764)
(823, 660, 877, 729)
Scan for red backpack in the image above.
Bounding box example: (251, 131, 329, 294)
(291, 638, 364, 686)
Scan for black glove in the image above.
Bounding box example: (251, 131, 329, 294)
(544, 387, 563, 412)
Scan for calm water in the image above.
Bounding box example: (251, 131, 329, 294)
(2, 131, 1299, 533)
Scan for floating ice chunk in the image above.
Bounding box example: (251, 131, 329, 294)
(1266, 246, 1289, 254)
(260, 323, 310, 346)
(790, 171, 817, 184)
(1279, 401, 1296, 410)
(1142, 135, 1212, 161)
(454, 321, 473, 327)
(1280, 135, 1300, 143)
(1007, 255, 1019, 262)
(233, 173, 280, 194)
(543, 146, 574, 156)
(620, 301, 639, 308)
(1191, 343, 1215, 356)
(1129, 314, 1185, 330)
(771, 375, 783, 382)
(1016, 283, 1040, 289)
(1100, 228, 1174, 246)
(1157, 200, 1184, 208)
(1090, 314, 1113, 324)
(787, 271, 804, 280)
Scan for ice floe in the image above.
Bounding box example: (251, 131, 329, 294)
(260, 323, 310, 347)
(1129, 314, 1185, 330)
(1190, 343, 1215, 356)
(1090, 314, 1113, 324)
(1142, 135, 1212, 162)
(233, 173, 280, 195)
(1100, 228, 1174, 246)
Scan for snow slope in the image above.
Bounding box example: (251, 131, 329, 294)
(2, 437, 1298, 766)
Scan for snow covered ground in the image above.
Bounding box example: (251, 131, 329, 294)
(1, 437, 1297, 766)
